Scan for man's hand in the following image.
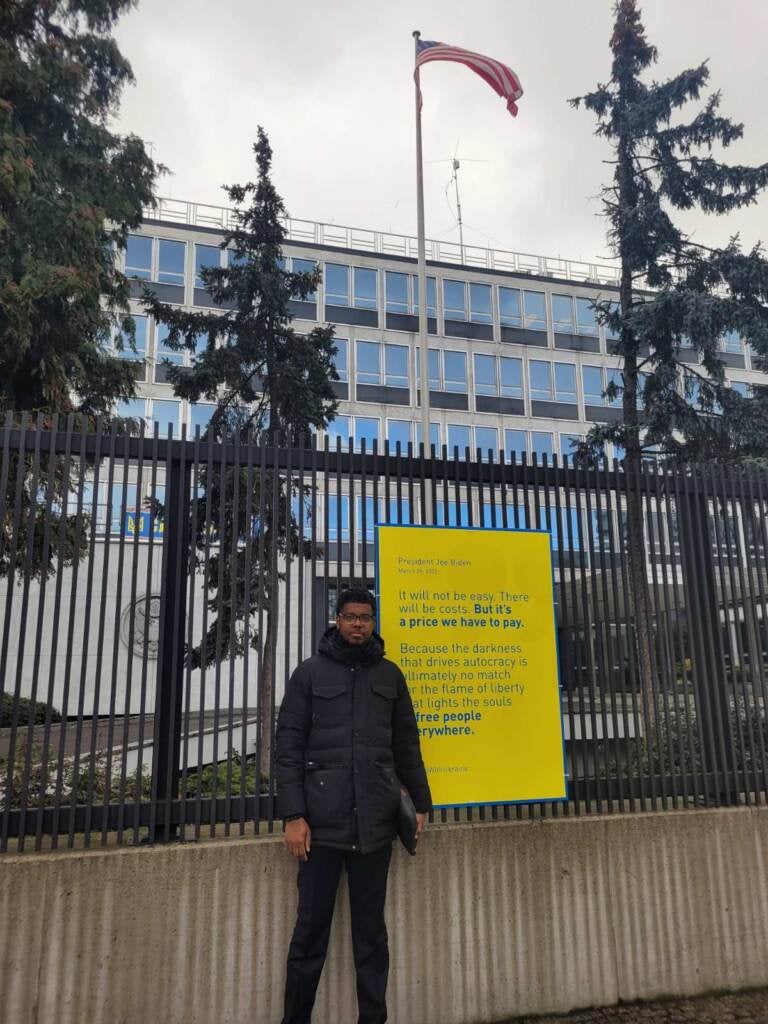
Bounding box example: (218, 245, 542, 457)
(283, 817, 311, 860)
(415, 812, 427, 841)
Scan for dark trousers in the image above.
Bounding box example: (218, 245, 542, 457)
(281, 843, 393, 1024)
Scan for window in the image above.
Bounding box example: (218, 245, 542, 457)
(190, 403, 215, 434)
(469, 283, 492, 324)
(156, 324, 184, 367)
(292, 258, 317, 300)
(354, 267, 377, 310)
(576, 297, 598, 336)
(418, 349, 465, 392)
(325, 264, 377, 309)
(583, 365, 622, 407)
(325, 263, 349, 306)
(386, 272, 436, 317)
(473, 354, 496, 396)
(500, 357, 523, 399)
(474, 355, 523, 401)
(721, 330, 743, 354)
(731, 380, 750, 397)
(415, 421, 441, 450)
(443, 279, 466, 321)
(552, 295, 575, 334)
(327, 416, 350, 447)
(559, 433, 584, 458)
(505, 429, 526, 458)
(529, 360, 552, 401)
(152, 399, 180, 435)
(385, 272, 409, 314)
(194, 244, 220, 289)
(356, 341, 381, 385)
(499, 287, 522, 328)
(606, 368, 623, 406)
(157, 239, 185, 286)
(475, 426, 498, 460)
(385, 345, 409, 388)
(115, 398, 146, 424)
(415, 348, 440, 389)
(387, 419, 411, 450)
(605, 301, 621, 341)
(125, 235, 152, 279)
(354, 417, 380, 450)
(447, 424, 471, 452)
(327, 495, 350, 543)
(116, 315, 148, 360)
(582, 365, 604, 405)
(523, 290, 547, 331)
(554, 362, 577, 402)
(444, 280, 492, 324)
(412, 275, 437, 317)
(531, 432, 554, 461)
(332, 339, 348, 382)
(443, 351, 467, 393)
(356, 342, 408, 392)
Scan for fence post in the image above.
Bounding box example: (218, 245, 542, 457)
(150, 443, 192, 842)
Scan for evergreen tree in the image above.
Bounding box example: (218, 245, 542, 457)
(0, 0, 158, 414)
(571, 0, 768, 694)
(0, 0, 158, 579)
(144, 128, 338, 774)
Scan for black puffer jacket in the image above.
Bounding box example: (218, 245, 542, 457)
(276, 627, 432, 852)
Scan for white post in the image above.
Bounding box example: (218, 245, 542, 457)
(413, 30, 432, 523)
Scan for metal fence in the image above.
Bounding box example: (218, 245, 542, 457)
(2, 414, 768, 853)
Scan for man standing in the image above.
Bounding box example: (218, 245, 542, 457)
(276, 586, 431, 1024)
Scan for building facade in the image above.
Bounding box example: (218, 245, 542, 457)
(116, 197, 759, 463)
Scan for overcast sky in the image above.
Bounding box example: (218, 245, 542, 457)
(113, 0, 768, 267)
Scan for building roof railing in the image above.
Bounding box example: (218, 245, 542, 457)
(144, 196, 622, 287)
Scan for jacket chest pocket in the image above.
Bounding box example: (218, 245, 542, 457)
(370, 681, 397, 730)
(310, 681, 349, 726)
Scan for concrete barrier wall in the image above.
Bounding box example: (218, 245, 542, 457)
(2, 807, 768, 1024)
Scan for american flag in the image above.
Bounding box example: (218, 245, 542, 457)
(415, 38, 523, 117)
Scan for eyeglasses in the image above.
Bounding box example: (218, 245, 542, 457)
(339, 612, 374, 624)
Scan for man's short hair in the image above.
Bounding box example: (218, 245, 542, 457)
(336, 587, 376, 616)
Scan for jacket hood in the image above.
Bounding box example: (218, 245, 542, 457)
(319, 626, 385, 666)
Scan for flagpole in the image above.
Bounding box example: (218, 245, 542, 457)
(413, 29, 432, 523)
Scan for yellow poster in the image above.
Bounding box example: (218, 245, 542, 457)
(376, 525, 566, 807)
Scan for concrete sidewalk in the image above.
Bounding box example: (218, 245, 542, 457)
(510, 988, 768, 1023)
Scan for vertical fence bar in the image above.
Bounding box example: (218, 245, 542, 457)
(223, 427, 243, 836)
(81, 419, 116, 845)
(671, 466, 713, 807)
(8, 414, 45, 852)
(657, 465, 694, 808)
(114, 421, 143, 843)
(132, 423, 160, 845)
(50, 419, 90, 850)
(267, 434, 281, 832)
(66, 416, 106, 847)
(680, 470, 730, 804)
(741, 466, 768, 798)
(150, 431, 192, 842)
(723, 463, 762, 804)
(709, 462, 751, 802)
(180, 429, 201, 839)
(238, 428, 257, 834)
(253, 436, 268, 834)
(35, 417, 73, 850)
(739, 466, 768, 800)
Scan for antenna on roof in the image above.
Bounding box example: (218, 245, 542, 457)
(426, 141, 488, 254)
